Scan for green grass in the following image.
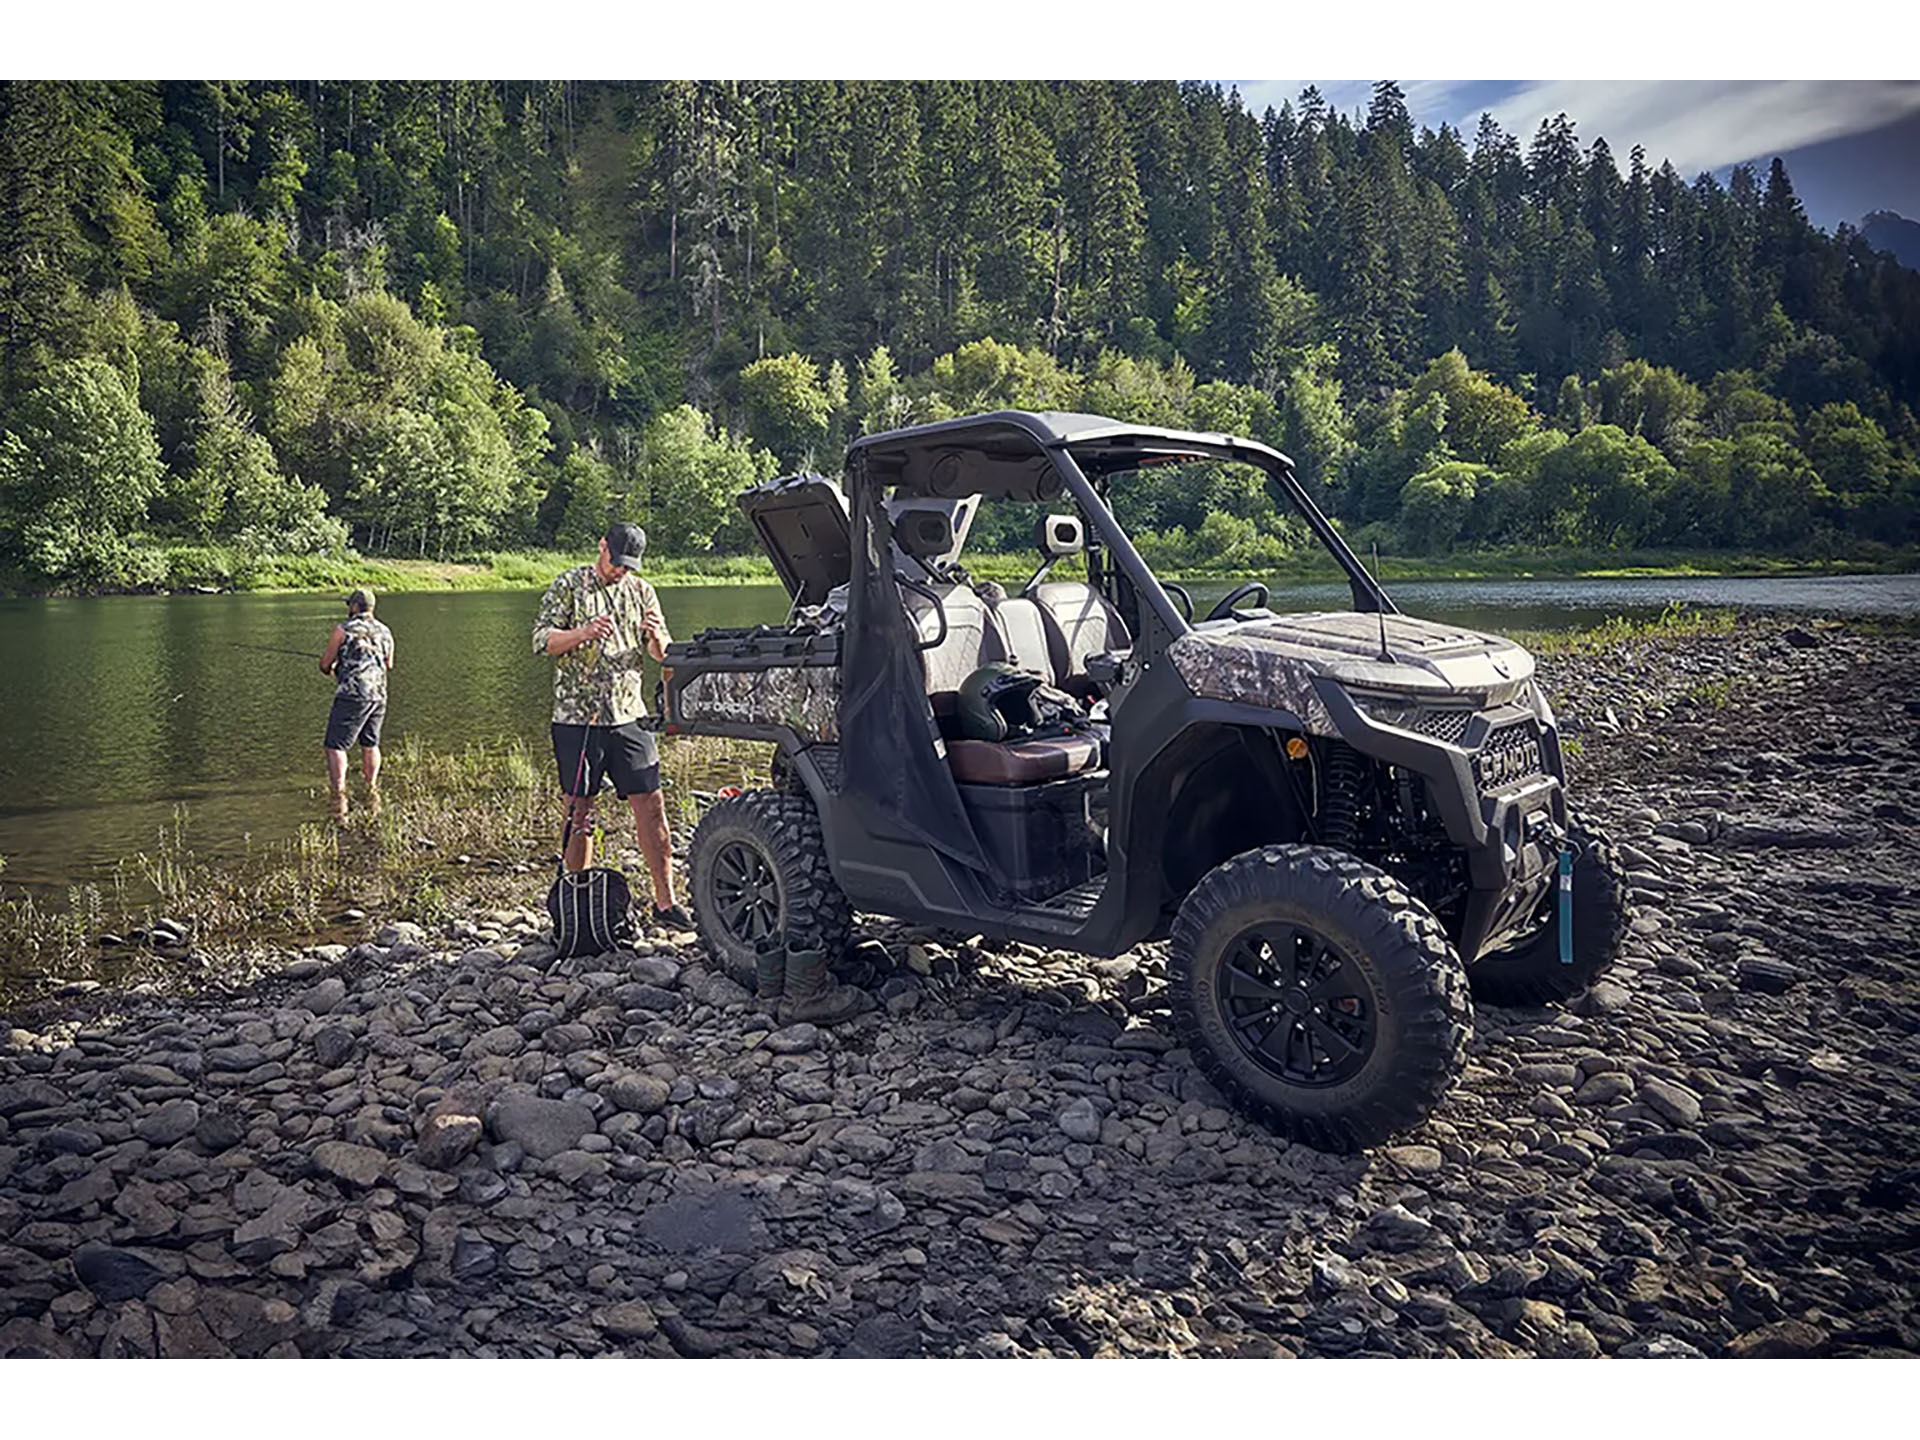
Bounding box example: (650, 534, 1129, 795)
(8, 537, 1917, 599)
(1511, 599, 1740, 655)
(0, 731, 771, 1010)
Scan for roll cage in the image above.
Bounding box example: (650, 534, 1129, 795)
(843, 409, 1396, 652)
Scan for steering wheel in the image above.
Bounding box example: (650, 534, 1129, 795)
(1205, 581, 1270, 622)
(1164, 583, 1195, 622)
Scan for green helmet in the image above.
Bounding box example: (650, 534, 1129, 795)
(956, 663, 1043, 743)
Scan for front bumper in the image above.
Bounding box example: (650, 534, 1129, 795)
(1316, 679, 1566, 960)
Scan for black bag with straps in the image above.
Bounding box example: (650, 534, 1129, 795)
(546, 860, 635, 959)
(545, 726, 637, 959)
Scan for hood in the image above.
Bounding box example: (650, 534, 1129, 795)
(1166, 611, 1534, 733)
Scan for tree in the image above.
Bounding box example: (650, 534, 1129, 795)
(0, 358, 163, 582)
(1594, 358, 1703, 456)
(1399, 460, 1491, 551)
(1408, 349, 1537, 465)
(1531, 424, 1674, 547)
(555, 450, 619, 549)
(637, 405, 776, 554)
(738, 352, 832, 468)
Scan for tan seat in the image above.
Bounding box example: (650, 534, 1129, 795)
(983, 595, 1058, 683)
(947, 734, 1100, 786)
(903, 583, 995, 695)
(1031, 581, 1131, 684)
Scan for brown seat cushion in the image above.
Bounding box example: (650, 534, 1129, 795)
(947, 735, 1100, 785)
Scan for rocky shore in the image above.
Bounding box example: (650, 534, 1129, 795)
(3, 614, 1917, 1358)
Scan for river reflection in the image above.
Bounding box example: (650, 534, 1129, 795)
(1, 572, 1915, 890)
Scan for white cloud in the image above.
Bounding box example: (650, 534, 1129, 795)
(1472, 80, 1920, 173)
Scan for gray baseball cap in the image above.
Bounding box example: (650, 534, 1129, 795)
(604, 522, 647, 570)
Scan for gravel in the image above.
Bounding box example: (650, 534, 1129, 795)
(1, 614, 1915, 1357)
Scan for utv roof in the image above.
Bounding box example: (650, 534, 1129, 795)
(847, 410, 1296, 501)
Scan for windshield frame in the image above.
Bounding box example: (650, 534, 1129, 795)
(1058, 434, 1396, 620)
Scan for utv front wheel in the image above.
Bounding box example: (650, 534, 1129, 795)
(1169, 845, 1472, 1153)
(688, 790, 853, 982)
(1467, 823, 1626, 1007)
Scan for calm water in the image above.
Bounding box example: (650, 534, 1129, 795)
(2, 572, 1916, 892)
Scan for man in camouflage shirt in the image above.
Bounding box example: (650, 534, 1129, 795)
(320, 587, 395, 822)
(532, 522, 691, 928)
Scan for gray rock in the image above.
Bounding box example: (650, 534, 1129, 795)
(1639, 1078, 1702, 1128)
(913, 1138, 980, 1173)
(1364, 1203, 1436, 1250)
(135, 1098, 201, 1146)
(312, 1025, 356, 1068)
(416, 1111, 483, 1170)
(628, 955, 681, 987)
(1381, 1144, 1444, 1174)
(311, 1140, 387, 1188)
(488, 1093, 597, 1160)
(44, 1125, 103, 1155)
(1057, 1097, 1103, 1144)
(73, 1245, 171, 1302)
(297, 977, 348, 1016)
(194, 1110, 246, 1152)
(835, 1125, 896, 1163)
(1737, 956, 1803, 995)
(593, 1301, 658, 1340)
(607, 1072, 671, 1116)
(764, 1023, 820, 1055)
(1617, 1336, 1707, 1358)
(1575, 1073, 1636, 1106)
(0, 1080, 63, 1116)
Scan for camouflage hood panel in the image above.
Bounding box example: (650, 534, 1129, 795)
(1168, 611, 1534, 734)
(676, 664, 842, 743)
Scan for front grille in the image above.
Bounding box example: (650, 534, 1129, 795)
(1407, 708, 1473, 745)
(1474, 721, 1546, 790)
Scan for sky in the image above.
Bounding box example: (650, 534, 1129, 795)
(1232, 80, 1920, 233)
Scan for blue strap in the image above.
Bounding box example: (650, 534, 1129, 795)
(1558, 847, 1575, 964)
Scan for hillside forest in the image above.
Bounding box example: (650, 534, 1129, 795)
(1, 79, 1918, 591)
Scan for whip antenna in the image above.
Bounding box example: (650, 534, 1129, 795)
(1371, 543, 1392, 663)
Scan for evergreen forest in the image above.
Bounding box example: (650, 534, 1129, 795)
(2, 79, 1918, 592)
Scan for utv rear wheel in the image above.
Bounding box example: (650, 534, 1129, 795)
(1468, 823, 1626, 1007)
(688, 790, 853, 983)
(1169, 845, 1472, 1153)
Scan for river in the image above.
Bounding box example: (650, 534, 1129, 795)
(2, 572, 1916, 893)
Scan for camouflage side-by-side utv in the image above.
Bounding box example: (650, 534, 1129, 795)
(659, 411, 1625, 1151)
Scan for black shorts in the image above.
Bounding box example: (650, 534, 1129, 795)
(553, 722, 661, 799)
(325, 694, 386, 751)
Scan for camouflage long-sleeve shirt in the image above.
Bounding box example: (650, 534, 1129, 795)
(532, 564, 668, 725)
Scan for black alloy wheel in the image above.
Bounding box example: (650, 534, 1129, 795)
(709, 840, 781, 949)
(1169, 844, 1472, 1152)
(1217, 923, 1375, 1087)
(687, 789, 854, 981)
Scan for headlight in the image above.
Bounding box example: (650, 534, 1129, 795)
(1349, 691, 1425, 729)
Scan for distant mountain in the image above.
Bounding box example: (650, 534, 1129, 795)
(1862, 211, 1920, 270)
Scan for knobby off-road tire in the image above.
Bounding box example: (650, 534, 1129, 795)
(688, 789, 853, 983)
(1169, 844, 1473, 1153)
(1468, 823, 1627, 1007)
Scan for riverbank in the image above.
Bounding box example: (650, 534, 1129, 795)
(6, 541, 1918, 598)
(2, 613, 1916, 1357)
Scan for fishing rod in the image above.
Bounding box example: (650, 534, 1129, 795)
(224, 642, 320, 659)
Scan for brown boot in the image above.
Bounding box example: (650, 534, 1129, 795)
(753, 935, 785, 1002)
(778, 944, 863, 1025)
